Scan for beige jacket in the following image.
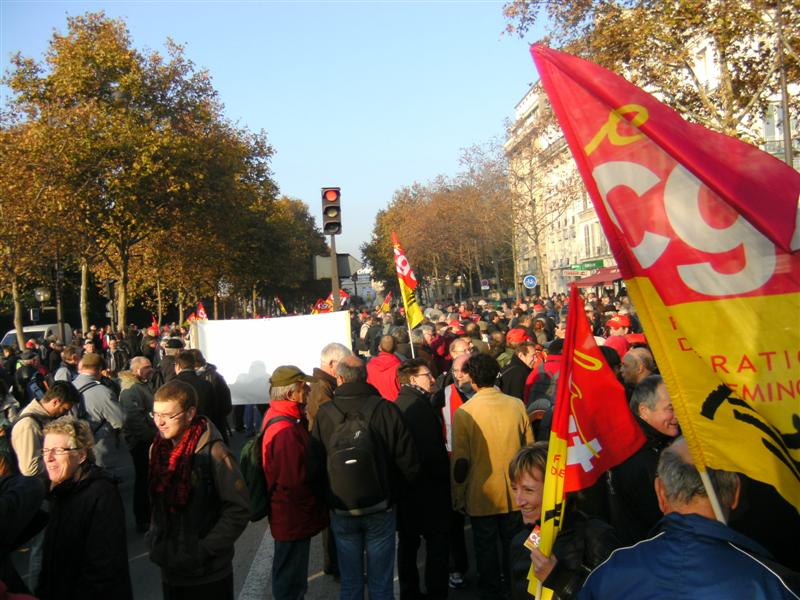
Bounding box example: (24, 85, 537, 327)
(11, 400, 53, 478)
(451, 386, 533, 516)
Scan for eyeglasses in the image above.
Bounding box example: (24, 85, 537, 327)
(149, 409, 186, 421)
(41, 447, 79, 457)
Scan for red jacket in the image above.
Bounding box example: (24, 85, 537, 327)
(261, 400, 328, 541)
(366, 352, 401, 401)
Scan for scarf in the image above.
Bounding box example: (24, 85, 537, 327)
(149, 416, 206, 513)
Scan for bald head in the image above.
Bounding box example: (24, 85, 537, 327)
(335, 355, 367, 384)
(621, 347, 656, 386)
(379, 335, 396, 354)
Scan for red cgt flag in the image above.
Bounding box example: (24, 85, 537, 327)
(197, 302, 208, 320)
(534, 284, 645, 597)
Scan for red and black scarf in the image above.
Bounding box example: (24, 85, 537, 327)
(149, 417, 206, 513)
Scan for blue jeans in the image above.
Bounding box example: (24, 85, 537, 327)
(272, 538, 311, 600)
(330, 508, 396, 600)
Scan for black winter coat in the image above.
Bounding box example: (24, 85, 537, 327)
(38, 464, 132, 600)
(499, 354, 532, 402)
(511, 510, 620, 600)
(311, 381, 420, 511)
(174, 370, 226, 441)
(395, 384, 451, 532)
(606, 418, 675, 544)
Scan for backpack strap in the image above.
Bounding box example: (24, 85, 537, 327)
(331, 397, 380, 423)
(76, 381, 107, 435)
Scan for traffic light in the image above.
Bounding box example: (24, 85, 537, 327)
(321, 187, 342, 235)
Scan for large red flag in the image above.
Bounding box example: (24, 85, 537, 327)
(534, 284, 644, 597)
(531, 45, 800, 509)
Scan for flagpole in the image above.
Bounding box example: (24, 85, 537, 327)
(698, 469, 727, 524)
(407, 319, 416, 359)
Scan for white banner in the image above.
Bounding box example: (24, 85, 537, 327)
(194, 312, 352, 405)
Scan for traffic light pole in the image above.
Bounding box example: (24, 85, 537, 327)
(330, 234, 341, 311)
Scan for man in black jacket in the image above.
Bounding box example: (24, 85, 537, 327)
(395, 359, 450, 600)
(311, 355, 419, 600)
(607, 375, 679, 544)
(498, 341, 537, 402)
(173, 350, 227, 443)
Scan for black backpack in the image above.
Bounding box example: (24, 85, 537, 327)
(239, 415, 298, 522)
(327, 398, 389, 516)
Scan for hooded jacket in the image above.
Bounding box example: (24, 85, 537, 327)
(38, 464, 133, 600)
(147, 420, 250, 586)
(262, 399, 328, 541)
(118, 371, 157, 450)
(366, 352, 401, 401)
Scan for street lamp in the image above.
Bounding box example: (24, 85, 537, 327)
(34, 287, 51, 304)
(454, 275, 463, 303)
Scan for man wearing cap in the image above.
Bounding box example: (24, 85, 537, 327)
(497, 328, 532, 369)
(152, 337, 183, 390)
(263, 365, 328, 600)
(13, 351, 46, 407)
(605, 314, 631, 338)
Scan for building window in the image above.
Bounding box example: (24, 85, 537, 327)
(584, 226, 591, 256)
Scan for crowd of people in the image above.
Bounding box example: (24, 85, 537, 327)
(0, 290, 798, 600)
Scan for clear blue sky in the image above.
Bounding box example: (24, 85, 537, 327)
(1, 0, 543, 258)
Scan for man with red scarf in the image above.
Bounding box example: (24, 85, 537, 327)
(147, 380, 250, 600)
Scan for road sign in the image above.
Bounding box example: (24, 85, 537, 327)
(523, 275, 538, 289)
(480, 279, 490, 290)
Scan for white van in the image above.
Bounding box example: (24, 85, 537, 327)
(1, 323, 73, 348)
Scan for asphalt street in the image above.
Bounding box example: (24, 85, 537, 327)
(14, 427, 485, 600)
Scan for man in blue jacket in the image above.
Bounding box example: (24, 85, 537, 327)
(578, 437, 799, 599)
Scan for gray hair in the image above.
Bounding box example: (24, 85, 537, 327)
(43, 416, 96, 464)
(420, 324, 435, 336)
(269, 383, 296, 401)
(335, 357, 367, 384)
(320, 342, 352, 365)
(657, 437, 739, 508)
(630, 374, 664, 414)
(130, 356, 151, 372)
(410, 328, 424, 345)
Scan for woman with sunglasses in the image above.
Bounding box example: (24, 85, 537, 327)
(36, 416, 133, 600)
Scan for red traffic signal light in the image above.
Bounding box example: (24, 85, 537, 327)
(321, 187, 342, 235)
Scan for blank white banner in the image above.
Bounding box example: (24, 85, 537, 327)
(194, 311, 352, 405)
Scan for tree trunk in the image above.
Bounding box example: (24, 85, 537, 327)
(512, 228, 521, 302)
(213, 294, 219, 320)
(156, 279, 163, 326)
(473, 244, 485, 297)
(80, 258, 90, 334)
(252, 284, 258, 318)
(117, 248, 129, 331)
(432, 256, 442, 300)
(12, 276, 24, 349)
